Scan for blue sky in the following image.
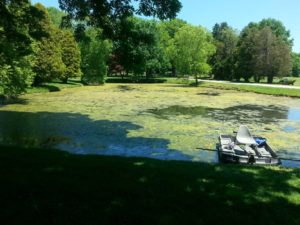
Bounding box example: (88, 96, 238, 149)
(32, 0, 300, 52)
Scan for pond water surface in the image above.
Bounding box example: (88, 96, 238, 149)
(0, 84, 300, 167)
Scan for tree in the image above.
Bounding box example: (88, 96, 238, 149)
(60, 30, 82, 83)
(159, 19, 187, 76)
(33, 29, 66, 86)
(259, 18, 293, 47)
(235, 23, 258, 82)
(212, 22, 229, 39)
(211, 23, 238, 80)
(80, 29, 112, 85)
(236, 25, 292, 83)
(47, 7, 66, 28)
(0, 0, 41, 98)
(58, 0, 182, 38)
(113, 17, 163, 78)
(173, 24, 216, 85)
(32, 4, 66, 86)
(291, 53, 300, 77)
(252, 27, 292, 83)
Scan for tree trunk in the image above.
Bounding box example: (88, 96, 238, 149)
(254, 75, 260, 83)
(146, 70, 152, 79)
(195, 75, 199, 86)
(62, 77, 68, 84)
(32, 76, 42, 87)
(171, 66, 176, 77)
(267, 75, 273, 84)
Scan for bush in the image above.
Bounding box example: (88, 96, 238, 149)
(0, 58, 34, 99)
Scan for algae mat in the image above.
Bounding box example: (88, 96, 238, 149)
(0, 84, 300, 163)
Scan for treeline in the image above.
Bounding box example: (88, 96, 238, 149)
(1, 1, 300, 99)
(0, 2, 112, 98)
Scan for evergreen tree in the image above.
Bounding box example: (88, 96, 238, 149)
(253, 27, 292, 83)
(32, 4, 66, 86)
(60, 30, 82, 83)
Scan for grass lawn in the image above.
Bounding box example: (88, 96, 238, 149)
(26, 78, 83, 94)
(201, 82, 300, 98)
(1, 146, 300, 225)
(273, 77, 300, 86)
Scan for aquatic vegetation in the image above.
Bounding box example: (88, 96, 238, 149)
(0, 83, 300, 162)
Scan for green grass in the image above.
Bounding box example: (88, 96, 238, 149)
(0, 79, 83, 97)
(26, 78, 83, 94)
(1, 145, 300, 225)
(201, 82, 300, 97)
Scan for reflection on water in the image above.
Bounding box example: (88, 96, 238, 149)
(288, 108, 300, 121)
(281, 160, 300, 169)
(283, 125, 297, 132)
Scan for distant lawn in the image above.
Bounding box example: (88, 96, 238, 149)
(1, 146, 300, 225)
(26, 78, 83, 94)
(280, 77, 300, 86)
(201, 82, 300, 98)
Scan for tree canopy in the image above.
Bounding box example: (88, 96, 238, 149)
(211, 23, 238, 80)
(58, 0, 182, 37)
(173, 24, 216, 84)
(236, 23, 292, 83)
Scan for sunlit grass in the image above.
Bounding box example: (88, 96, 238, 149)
(201, 82, 300, 97)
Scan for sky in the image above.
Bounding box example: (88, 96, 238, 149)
(32, 0, 300, 52)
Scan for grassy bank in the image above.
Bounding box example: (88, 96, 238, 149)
(26, 79, 83, 94)
(201, 82, 300, 98)
(1, 146, 300, 225)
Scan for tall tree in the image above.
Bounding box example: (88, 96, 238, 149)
(236, 25, 292, 83)
(211, 23, 238, 80)
(113, 17, 163, 77)
(80, 29, 112, 85)
(0, 0, 43, 97)
(173, 24, 216, 85)
(235, 23, 258, 82)
(32, 3, 66, 86)
(60, 30, 82, 83)
(159, 19, 187, 76)
(252, 27, 292, 83)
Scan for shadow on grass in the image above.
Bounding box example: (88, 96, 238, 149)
(0, 95, 28, 107)
(50, 79, 83, 86)
(161, 81, 204, 88)
(37, 84, 61, 92)
(0, 145, 300, 225)
(106, 77, 167, 84)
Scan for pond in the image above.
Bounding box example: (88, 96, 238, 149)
(0, 84, 300, 167)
